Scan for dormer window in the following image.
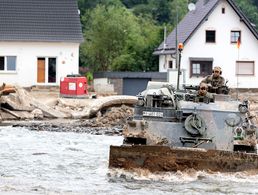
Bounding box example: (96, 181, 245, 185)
(231, 31, 241, 43)
(206, 30, 216, 43)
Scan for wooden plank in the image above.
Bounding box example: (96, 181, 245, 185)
(1, 107, 21, 119)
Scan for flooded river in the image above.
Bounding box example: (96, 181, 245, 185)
(1, 126, 258, 195)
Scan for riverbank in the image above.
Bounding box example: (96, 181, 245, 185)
(1, 85, 258, 131)
(8, 103, 134, 136)
(0, 86, 136, 136)
(0, 86, 136, 121)
(10, 119, 124, 136)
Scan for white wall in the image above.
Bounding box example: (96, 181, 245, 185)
(164, 1, 258, 88)
(159, 54, 175, 72)
(167, 69, 186, 88)
(93, 78, 115, 94)
(0, 42, 80, 87)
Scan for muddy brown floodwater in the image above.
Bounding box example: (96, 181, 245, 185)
(1, 125, 258, 195)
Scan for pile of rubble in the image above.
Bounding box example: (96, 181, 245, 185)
(81, 105, 133, 128)
(0, 84, 66, 120)
(2, 83, 258, 131)
(0, 83, 137, 125)
(13, 105, 133, 135)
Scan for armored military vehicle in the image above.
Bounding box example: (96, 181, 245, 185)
(109, 81, 258, 172)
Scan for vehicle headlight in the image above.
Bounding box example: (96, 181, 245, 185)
(225, 113, 241, 127)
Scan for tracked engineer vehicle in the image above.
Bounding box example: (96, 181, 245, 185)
(109, 81, 258, 172)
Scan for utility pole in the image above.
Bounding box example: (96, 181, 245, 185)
(175, 0, 178, 70)
(163, 26, 167, 49)
(177, 43, 183, 90)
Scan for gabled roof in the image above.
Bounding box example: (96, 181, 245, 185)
(0, 0, 83, 43)
(154, 0, 258, 55)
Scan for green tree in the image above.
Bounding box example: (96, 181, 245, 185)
(121, 0, 148, 8)
(152, 0, 172, 24)
(234, 0, 258, 31)
(81, 5, 131, 71)
(80, 4, 161, 71)
(131, 3, 154, 19)
(78, 0, 123, 15)
(111, 17, 161, 71)
(251, 0, 258, 7)
(78, 0, 101, 15)
(170, 0, 188, 27)
(130, 0, 188, 26)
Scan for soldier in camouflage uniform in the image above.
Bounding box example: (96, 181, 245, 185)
(198, 83, 213, 98)
(201, 66, 225, 88)
(195, 83, 214, 103)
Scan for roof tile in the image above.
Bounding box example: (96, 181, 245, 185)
(0, 0, 83, 42)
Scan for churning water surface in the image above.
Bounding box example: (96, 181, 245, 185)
(1, 126, 258, 195)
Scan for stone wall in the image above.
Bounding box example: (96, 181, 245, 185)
(109, 78, 123, 95)
(93, 78, 116, 95)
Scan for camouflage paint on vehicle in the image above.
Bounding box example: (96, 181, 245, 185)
(109, 82, 258, 172)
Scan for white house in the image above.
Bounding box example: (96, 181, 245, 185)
(153, 0, 258, 88)
(0, 0, 83, 87)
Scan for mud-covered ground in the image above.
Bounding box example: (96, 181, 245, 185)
(9, 105, 134, 136)
(1, 88, 258, 136)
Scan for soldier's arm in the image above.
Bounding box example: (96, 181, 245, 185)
(201, 76, 208, 84)
(219, 77, 225, 86)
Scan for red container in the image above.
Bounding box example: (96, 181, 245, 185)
(60, 76, 88, 97)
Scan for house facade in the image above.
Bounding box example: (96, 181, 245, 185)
(0, 0, 83, 87)
(154, 0, 258, 88)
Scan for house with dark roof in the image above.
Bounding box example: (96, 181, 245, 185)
(0, 0, 83, 87)
(154, 0, 258, 88)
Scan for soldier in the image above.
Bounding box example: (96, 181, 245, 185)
(197, 83, 213, 99)
(201, 66, 225, 88)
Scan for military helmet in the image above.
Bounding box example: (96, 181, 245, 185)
(200, 82, 208, 90)
(213, 66, 222, 74)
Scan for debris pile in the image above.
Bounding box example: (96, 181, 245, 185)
(0, 83, 16, 96)
(81, 105, 133, 128)
(0, 83, 137, 126)
(0, 83, 67, 120)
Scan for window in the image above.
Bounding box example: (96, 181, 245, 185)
(206, 30, 216, 43)
(222, 7, 225, 14)
(190, 61, 213, 77)
(7, 56, 16, 71)
(0, 56, 17, 71)
(231, 31, 241, 43)
(236, 61, 254, 75)
(192, 63, 200, 74)
(0, 57, 4, 70)
(48, 58, 56, 83)
(168, 60, 173, 69)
